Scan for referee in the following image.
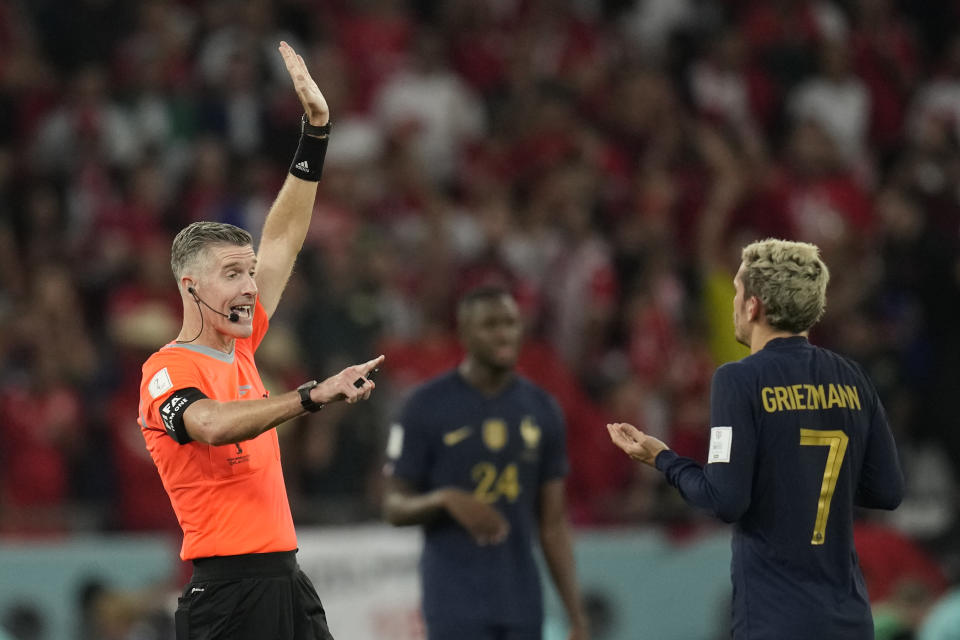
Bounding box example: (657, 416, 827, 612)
(137, 42, 382, 640)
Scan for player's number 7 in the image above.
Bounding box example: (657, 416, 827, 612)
(799, 429, 849, 545)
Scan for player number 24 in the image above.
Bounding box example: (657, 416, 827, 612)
(799, 429, 849, 546)
(472, 462, 520, 503)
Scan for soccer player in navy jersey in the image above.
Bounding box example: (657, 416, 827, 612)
(608, 238, 903, 640)
(383, 286, 589, 640)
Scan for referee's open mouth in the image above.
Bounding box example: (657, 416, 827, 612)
(230, 304, 253, 320)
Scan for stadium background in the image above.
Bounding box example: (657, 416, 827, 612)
(0, 0, 958, 638)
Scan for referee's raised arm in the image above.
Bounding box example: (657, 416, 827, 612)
(255, 41, 331, 319)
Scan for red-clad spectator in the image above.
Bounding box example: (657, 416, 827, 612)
(755, 121, 875, 245)
(106, 365, 180, 532)
(518, 340, 632, 526)
(86, 162, 169, 273)
(334, 0, 414, 113)
(445, 1, 510, 95)
(377, 323, 463, 397)
(0, 380, 81, 533)
(689, 29, 777, 134)
(849, 0, 920, 152)
(740, 0, 848, 62)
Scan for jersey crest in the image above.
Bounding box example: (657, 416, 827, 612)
(482, 418, 508, 451)
(520, 416, 541, 449)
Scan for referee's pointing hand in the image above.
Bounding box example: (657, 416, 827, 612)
(313, 354, 385, 405)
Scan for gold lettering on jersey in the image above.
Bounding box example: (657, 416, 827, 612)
(761, 384, 862, 413)
(806, 384, 826, 410)
(843, 385, 861, 410)
(482, 419, 508, 451)
(827, 384, 845, 408)
(520, 416, 541, 449)
(762, 387, 777, 412)
(791, 384, 805, 409)
(775, 386, 793, 411)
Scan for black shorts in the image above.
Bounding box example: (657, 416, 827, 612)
(175, 550, 334, 640)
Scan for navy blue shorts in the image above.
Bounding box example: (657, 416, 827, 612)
(425, 620, 540, 640)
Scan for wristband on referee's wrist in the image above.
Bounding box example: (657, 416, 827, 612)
(289, 115, 330, 182)
(297, 380, 324, 413)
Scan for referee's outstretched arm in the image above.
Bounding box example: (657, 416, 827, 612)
(169, 355, 384, 447)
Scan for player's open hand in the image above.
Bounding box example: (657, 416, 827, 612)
(441, 488, 510, 546)
(278, 41, 329, 126)
(606, 422, 669, 467)
(314, 355, 384, 405)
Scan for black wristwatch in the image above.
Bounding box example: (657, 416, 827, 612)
(297, 380, 324, 412)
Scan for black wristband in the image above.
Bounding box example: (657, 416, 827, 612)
(289, 129, 330, 182)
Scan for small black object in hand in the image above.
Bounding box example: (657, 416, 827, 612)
(353, 368, 379, 388)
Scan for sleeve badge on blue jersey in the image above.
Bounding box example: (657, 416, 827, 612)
(386, 423, 404, 459)
(708, 426, 733, 463)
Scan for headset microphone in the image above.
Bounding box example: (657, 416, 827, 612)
(188, 286, 240, 323)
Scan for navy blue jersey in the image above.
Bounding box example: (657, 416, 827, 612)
(655, 337, 903, 640)
(388, 370, 569, 627)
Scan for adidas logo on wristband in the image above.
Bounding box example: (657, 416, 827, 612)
(289, 131, 328, 182)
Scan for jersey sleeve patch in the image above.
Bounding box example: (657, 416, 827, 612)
(148, 367, 173, 398)
(386, 423, 404, 460)
(708, 426, 733, 464)
(158, 387, 207, 444)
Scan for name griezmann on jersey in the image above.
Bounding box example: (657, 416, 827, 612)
(761, 384, 861, 413)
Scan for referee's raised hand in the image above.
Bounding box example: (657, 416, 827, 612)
(278, 41, 329, 127)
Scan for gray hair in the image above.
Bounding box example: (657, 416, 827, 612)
(170, 221, 253, 281)
(740, 238, 830, 333)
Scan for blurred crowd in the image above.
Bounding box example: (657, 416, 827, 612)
(1, 0, 960, 634)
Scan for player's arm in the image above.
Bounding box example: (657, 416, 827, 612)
(167, 356, 382, 446)
(607, 364, 757, 522)
(255, 41, 329, 318)
(381, 475, 448, 525)
(538, 479, 589, 640)
(665, 364, 757, 521)
(854, 390, 904, 509)
(382, 476, 509, 545)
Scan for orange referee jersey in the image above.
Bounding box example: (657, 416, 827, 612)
(137, 301, 297, 560)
